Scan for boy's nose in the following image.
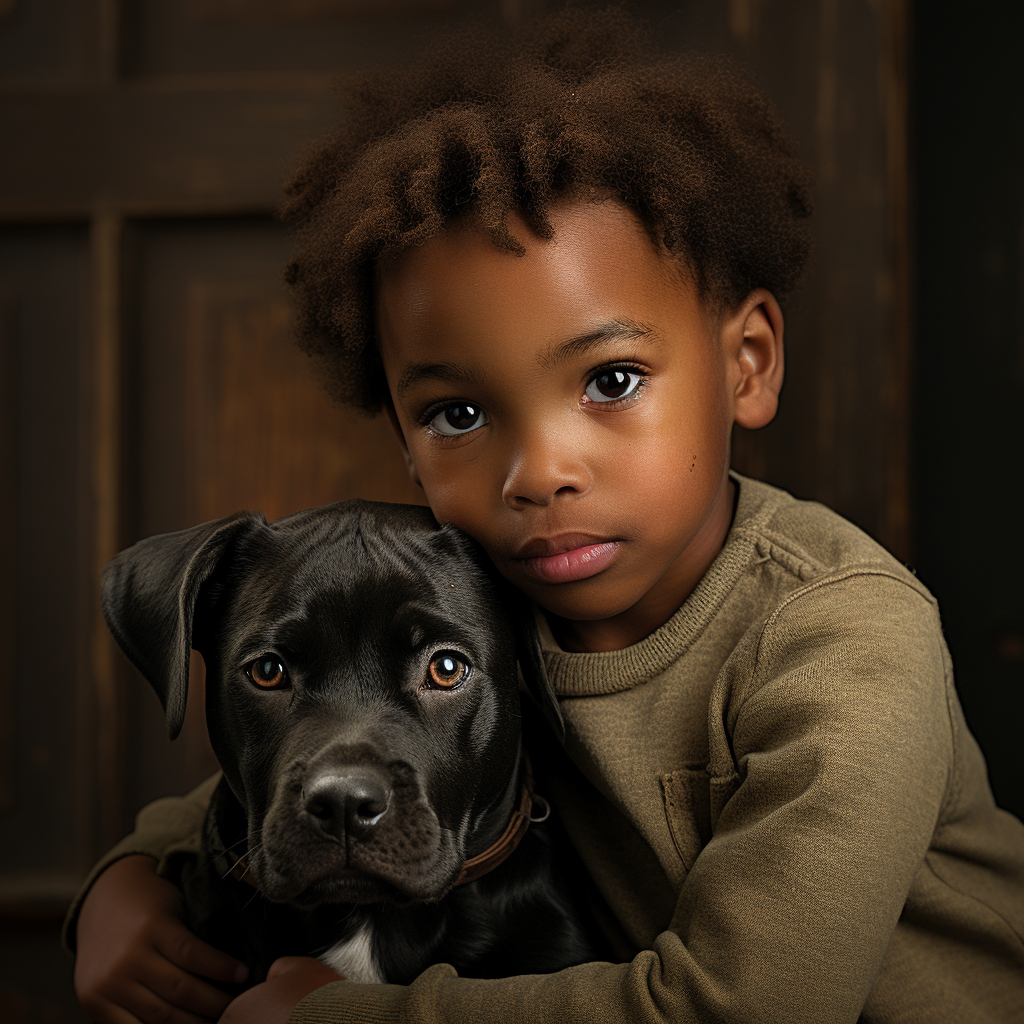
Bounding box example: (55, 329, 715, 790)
(501, 436, 592, 508)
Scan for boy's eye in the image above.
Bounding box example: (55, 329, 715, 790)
(584, 368, 644, 403)
(428, 403, 487, 436)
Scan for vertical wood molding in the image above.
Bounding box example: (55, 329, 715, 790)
(0, 290, 16, 812)
(814, 0, 839, 514)
(500, 0, 545, 26)
(82, 0, 122, 86)
(192, 0, 457, 20)
(882, 0, 913, 561)
(729, 0, 761, 47)
(98, 0, 122, 85)
(89, 210, 125, 849)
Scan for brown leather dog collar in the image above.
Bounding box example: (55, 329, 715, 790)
(454, 757, 539, 887)
(215, 757, 545, 892)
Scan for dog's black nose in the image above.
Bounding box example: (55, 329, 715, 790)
(303, 770, 391, 841)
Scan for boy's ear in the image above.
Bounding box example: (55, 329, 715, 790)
(722, 288, 785, 430)
(100, 511, 267, 740)
(384, 397, 423, 488)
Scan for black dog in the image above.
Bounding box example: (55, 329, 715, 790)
(101, 500, 598, 986)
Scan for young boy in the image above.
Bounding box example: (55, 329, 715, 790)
(69, 8, 1024, 1023)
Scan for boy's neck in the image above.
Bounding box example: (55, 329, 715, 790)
(545, 476, 738, 653)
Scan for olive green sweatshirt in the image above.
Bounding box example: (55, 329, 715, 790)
(66, 475, 1024, 1023)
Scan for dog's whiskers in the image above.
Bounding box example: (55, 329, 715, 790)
(225, 830, 258, 854)
(242, 885, 263, 912)
(219, 837, 264, 883)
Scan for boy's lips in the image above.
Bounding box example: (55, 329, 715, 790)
(512, 535, 621, 584)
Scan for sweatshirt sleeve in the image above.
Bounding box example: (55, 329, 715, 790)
(289, 573, 957, 1023)
(61, 772, 219, 954)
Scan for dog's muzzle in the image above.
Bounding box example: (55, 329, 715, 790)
(218, 757, 543, 900)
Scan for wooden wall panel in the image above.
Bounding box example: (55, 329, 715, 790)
(0, 83, 342, 220)
(0, 0, 81, 83)
(0, 289, 16, 813)
(721, 0, 910, 558)
(191, 0, 458, 22)
(913, 3, 1024, 817)
(184, 281, 425, 525)
(0, 227, 92, 898)
(127, 0, 489, 78)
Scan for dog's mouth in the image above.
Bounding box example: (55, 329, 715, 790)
(252, 840, 455, 907)
(284, 869, 401, 910)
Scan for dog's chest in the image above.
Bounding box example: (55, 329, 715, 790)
(319, 922, 384, 984)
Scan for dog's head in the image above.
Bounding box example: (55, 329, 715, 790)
(101, 501, 562, 907)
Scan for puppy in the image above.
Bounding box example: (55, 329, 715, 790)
(101, 500, 599, 985)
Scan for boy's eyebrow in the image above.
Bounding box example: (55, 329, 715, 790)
(539, 318, 659, 368)
(396, 362, 481, 399)
(395, 318, 657, 398)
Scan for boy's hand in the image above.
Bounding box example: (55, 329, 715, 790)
(220, 957, 342, 1024)
(74, 854, 249, 1023)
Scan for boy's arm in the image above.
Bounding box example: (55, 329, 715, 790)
(62, 771, 219, 953)
(67, 773, 255, 1024)
(74, 854, 253, 1024)
(277, 574, 1007, 1023)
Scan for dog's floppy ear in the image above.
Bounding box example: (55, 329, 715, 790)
(100, 511, 266, 740)
(500, 589, 564, 743)
(515, 607, 565, 743)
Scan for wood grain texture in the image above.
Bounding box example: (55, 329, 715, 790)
(725, 0, 911, 559)
(0, 81, 340, 219)
(0, 290, 16, 812)
(190, 0, 457, 22)
(0, 226, 93, 908)
(880, 0, 912, 561)
(89, 211, 128, 851)
(184, 279, 426, 524)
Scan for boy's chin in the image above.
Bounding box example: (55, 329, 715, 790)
(523, 574, 654, 625)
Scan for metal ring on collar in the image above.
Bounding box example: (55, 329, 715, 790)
(529, 794, 551, 824)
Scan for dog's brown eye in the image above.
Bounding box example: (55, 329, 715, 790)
(247, 656, 288, 689)
(427, 652, 469, 690)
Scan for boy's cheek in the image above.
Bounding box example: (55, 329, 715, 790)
(411, 471, 481, 533)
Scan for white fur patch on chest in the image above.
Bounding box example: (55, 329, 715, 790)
(319, 922, 384, 984)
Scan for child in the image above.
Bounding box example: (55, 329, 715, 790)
(69, 8, 1024, 1023)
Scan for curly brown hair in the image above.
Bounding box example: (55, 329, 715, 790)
(283, 5, 813, 414)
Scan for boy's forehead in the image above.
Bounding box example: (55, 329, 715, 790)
(381, 199, 672, 285)
(375, 199, 703, 362)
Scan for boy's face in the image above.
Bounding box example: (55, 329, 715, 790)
(377, 201, 781, 650)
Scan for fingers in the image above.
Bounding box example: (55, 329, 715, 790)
(73, 855, 248, 1024)
(77, 997, 147, 1024)
(265, 956, 330, 981)
(219, 959, 343, 1024)
(77, 957, 229, 1024)
(153, 922, 249, 986)
(115, 981, 218, 1024)
(78, 979, 211, 1024)
(139, 957, 237, 1020)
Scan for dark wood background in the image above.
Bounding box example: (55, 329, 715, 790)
(1, 1, 1021, 1020)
